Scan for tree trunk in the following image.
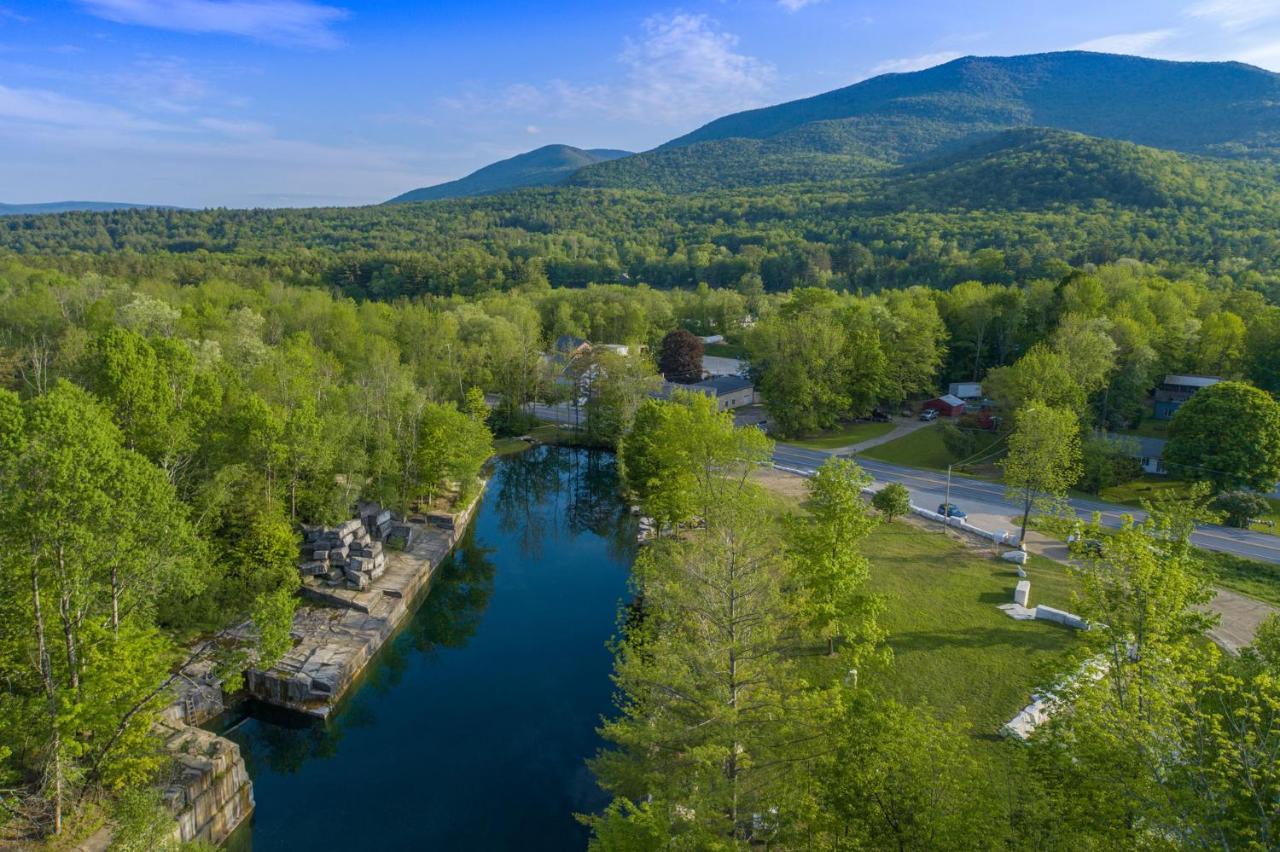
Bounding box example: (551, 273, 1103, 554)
(55, 545, 79, 693)
(1019, 488, 1035, 545)
(110, 565, 120, 639)
(31, 565, 61, 835)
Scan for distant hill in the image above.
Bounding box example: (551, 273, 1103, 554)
(387, 145, 632, 203)
(880, 127, 1280, 212)
(571, 51, 1280, 192)
(0, 201, 172, 216)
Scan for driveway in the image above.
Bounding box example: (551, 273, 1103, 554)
(834, 417, 936, 454)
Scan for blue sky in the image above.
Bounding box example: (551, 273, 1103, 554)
(2, 0, 1279, 207)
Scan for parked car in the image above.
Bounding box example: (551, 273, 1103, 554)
(919, 409, 939, 421)
(937, 503, 966, 519)
(870, 409, 891, 422)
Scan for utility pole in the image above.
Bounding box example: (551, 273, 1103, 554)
(944, 464, 953, 514)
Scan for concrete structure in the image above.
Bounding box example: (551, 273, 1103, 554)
(1014, 580, 1031, 607)
(1034, 605, 1089, 630)
(948, 382, 983, 401)
(1153, 374, 1221, 420)
(924, 393, 966, 417)
(245, 489, 485, 717)
(156, 658, 253, 847)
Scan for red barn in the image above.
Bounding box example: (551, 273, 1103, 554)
(924, 394, 966, 418)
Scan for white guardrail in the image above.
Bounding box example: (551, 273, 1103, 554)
(775, 466, 1019, 546)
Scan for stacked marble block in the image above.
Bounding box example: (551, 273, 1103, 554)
(299, 516, 389, 591)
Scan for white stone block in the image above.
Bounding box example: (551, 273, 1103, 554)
(1014, 580, 1030, 607)
(1002, 549, 1028, 565)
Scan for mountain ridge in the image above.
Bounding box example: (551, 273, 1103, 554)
(0, 201, 175, 216)
(568, 51, 1280, 192)
(386, 144, 631, 203)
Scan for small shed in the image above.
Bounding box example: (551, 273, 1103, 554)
(924, 394, 966, 417)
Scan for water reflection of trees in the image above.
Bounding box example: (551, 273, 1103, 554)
(229, 702, 344, 776)
(228, 448, 633, 778)
(493, 446, 637, 564)
(230, 527, 498, 775)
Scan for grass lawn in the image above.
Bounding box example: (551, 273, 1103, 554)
(857, 423, 1004, 477)
(492, 423, 573, 456)
(759, 473, 1079, 785)
(1118, 416, 1173, 440)
(1098, 475, 1191, 505)
(790, 420, 896, 450)
(858, 423, 954, 468)
(1196, 548, 1280, 606)
(864, 522, 1079, 743)
(1101, 476, 1280, 537)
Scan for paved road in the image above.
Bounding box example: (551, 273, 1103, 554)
(772, 443, 1280, 565)
(521, 402, 1280, 564)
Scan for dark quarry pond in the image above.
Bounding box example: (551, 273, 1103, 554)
(221, 447, 635, 851)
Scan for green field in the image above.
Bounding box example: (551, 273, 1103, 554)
(857, 423, 1005, 473)
(864, 523, 1078, 740)
(790, 420, 896, 450)
(858, 423, 954, 467)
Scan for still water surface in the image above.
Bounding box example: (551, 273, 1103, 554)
(222, 447, 635, 850)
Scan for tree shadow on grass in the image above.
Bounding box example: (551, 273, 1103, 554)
(888, 623, 1075, 654)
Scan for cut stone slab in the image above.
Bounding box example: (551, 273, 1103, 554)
(248, 484, 485, 717)
(1014, 579, 1031, 607)
(998, 602, 1036, 621)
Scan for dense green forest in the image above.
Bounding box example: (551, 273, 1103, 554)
(2, 237, 1280, 844)
(4, 49, 1280, 846)
(7, 136, 1280, 304)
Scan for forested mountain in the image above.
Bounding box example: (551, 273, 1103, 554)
(0, 201, 171, 215)
(386, 144, 632, 202)
(887, 128, 1280, 212)
(8, 123, 1280, 302)
(572, 52, 1280, 191)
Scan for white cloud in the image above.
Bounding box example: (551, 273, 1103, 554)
(615, 13, 774, 121)
(77, 0, 348, 48)
(869, 51, 962, 76)
(1075, 29, 1178, 54)
(1187, 0, 1280, 31)
(438, 13, 774, 126)
(0, 83, 172, 134)
(777, 0, 825, 11)
(0, 80, 423, 206)
(1233, 38, 1280, 69)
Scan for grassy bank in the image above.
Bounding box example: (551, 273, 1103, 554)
(864, 522, 1077, 739)
(789, 420, 896, 450)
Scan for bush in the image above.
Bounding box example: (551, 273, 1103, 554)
(872, 483, 911, 522)
(1213, 490, 1272, 528)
